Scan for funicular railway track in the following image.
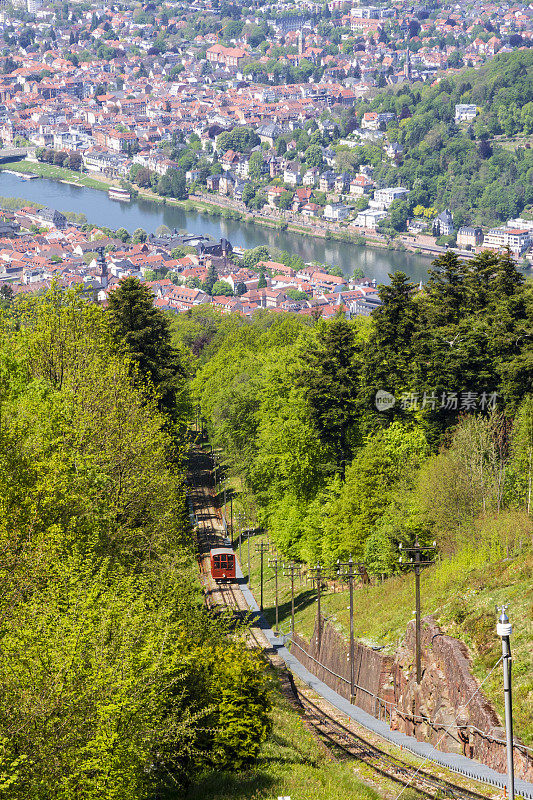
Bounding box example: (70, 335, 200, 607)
(187, 445, 494, 800)
(291, 693, 493, 800)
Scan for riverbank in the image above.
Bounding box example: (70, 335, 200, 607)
(0, 167, 437, 284)
(1, 159, 109, 191)
(0, 159, 437, 258)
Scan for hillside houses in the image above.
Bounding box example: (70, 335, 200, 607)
(0, 0, 528, 262)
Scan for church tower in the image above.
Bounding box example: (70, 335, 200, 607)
(96, 246, 108, 289)
(404, 47, 411, 80)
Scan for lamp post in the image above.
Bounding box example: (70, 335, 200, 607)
(255, 540, 271, 611)
(268, 555, 281, 634)
(398, 538, 436, 684)
(497, 604, 515, 800)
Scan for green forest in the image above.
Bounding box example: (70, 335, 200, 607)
(0, 282, 270, 799)
(0, 255, 531, 797)
(176, 250, 533, 571)
(359, 50, 533, 228)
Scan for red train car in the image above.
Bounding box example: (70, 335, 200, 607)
(210, 547, 236, 581)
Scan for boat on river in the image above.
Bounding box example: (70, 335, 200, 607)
(108, 186, 131, 202)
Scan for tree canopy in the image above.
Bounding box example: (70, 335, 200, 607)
(175, 251, 533, 574)
(0, 286, 271, 798)
(108, 277, 188, 421)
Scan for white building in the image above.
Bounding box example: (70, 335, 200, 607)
(355, 209, 387, 229)
(507, 217, 533, 233)
(302, 168, 319, 186)
(283, 166, 301, 186)
(455, 104, 478, 123)
(324, 202, 350, 221)
(373, 187, 409, 209)
(484, 227, 531, 255)
(23, 267, 44, 284)
(350, 6, 393, 17)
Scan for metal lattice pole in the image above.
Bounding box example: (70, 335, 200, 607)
(247, 529, 251, 589)
(308, 563, 325, 652)
(269, 556, 281, 634)
(238, 512, 242, 567)
(283, 563, 300, 638)
(337, 557, 366, 704)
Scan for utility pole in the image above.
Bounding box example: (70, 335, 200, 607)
(223, 481, 226, 527)
(268, 555, 281, 634)
(399, 538, 436, 684)
(337, 558, 358, 703)
(497, 605, 515, 800)
(283, 563, 300, 638)
(308, 563, 325, 652)
(247, 527, 252, 590)
(255, 540, 271, 611)
(237, 512, 242, 566)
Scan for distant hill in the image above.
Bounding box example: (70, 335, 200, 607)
(359, 50, 533, 228)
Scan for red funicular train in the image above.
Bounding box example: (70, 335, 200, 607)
(210, 547, 236, 581)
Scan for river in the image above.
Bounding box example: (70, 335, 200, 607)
(0, 171, 434, 283)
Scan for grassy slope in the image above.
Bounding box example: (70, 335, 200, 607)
(0, 159, 107, 189)
(238, 538, 533, 747)
(185, 665, 380, 800)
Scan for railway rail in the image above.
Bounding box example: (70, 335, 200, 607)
(187, 445, 496, 800)
(293, 691, 493, 800)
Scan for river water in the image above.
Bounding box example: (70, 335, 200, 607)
(0, 171, 434, 283)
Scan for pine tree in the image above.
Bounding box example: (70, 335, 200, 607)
(107, 277, 187, 420)
(298, 320, 360, 475)
(257, 270, 267, 289)
(203, 261, 218, 295)
(462, 250, 500, 313)
(362, 272, 418, 413)
(492, 249, 525, 298)
(425, 250, 466, 325)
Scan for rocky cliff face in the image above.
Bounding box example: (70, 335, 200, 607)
(394, 616, 532, 781)
(292, 614, 532, 781)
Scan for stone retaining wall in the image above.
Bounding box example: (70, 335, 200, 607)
(290, 614, 533, 781)
(397, 616, 533, 781)
(292, 617, 393, 717)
